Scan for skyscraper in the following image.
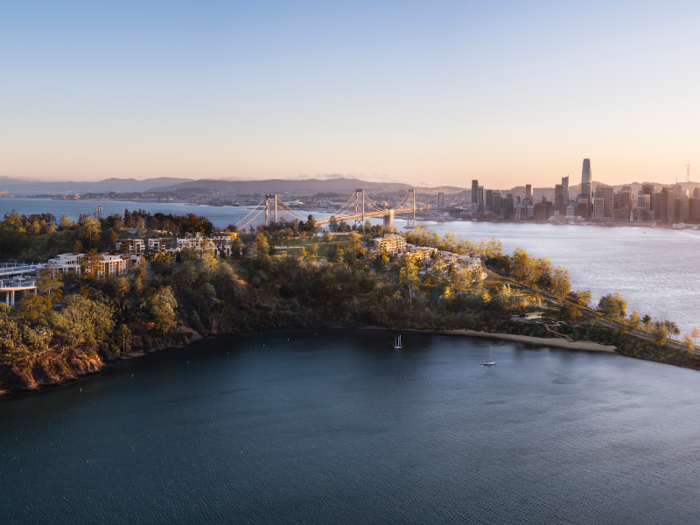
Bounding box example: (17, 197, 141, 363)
(582, 159, 591, 185)
(581, 159, 592, 216)
(562, 176, 569, 206)
(554, 184, 564, 211)
(477, 186, 484, 212)
(471, 180, 479, 206)
(525, 184, 532, 202)
(595, 185, 614, 219)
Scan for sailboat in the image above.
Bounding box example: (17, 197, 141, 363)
(393, 335, 403, 349)
(481, 346, 496, 366)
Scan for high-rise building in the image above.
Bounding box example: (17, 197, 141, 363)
(582, 159, 591, 185)
(690, 198, 700, 219)
(477, 186, 484, 212)
(493, 191, 502, 214)
(595, 185, 614, 219)
(592, 198, 605, 219)
(656, 187, 676, 222)
(525, 184, 532, 202)
(679, 195, 690, 221)
(642, 184, 655, 211)
(562, 176, 569, 206)
(471, 180, 479, 205)
(581, 159, 592, 216)
(485, 189, 493, 211)
(554, 184, 564, 211)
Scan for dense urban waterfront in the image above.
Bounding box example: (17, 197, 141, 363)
(3, 330, 700, 524)
(2, 198, 698, 333)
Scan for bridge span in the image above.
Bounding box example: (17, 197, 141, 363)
(235, 189, 439, 231)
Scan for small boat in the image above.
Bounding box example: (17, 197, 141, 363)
(481, 346, 496, 366)
(393, 335, 403, 349)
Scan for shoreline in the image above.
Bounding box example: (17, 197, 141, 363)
(360, 326, 617, 353)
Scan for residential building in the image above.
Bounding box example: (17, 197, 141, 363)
(148, 238, 175, 251)
(115, 238, 145, 254)
(373, 234, 406, 255)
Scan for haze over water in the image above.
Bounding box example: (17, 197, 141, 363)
(2, 198, 698, 333)
(3, 330, 700, 524)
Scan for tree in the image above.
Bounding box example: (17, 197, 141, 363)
(628, 310, 641, 329)
(691, 327, 700, 344)
(252, 233, 270, 257)
(652, 324, 667, 346)
(79, 216, 102, 249)
(683, 334, 695, 355)
(642, 314, 652, 328)
(81, 250, 102, 278)
(399, 255, 420, 306)
(48, 294, 114, 353)
(36, 266, 63, 306)
(149, 286, 178, 336)
(112, 324, 133, 355)
(576, 290, 592, 308)
(597, 292, 627, 319)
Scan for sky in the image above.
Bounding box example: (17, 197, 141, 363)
(1, 0, 699, 188)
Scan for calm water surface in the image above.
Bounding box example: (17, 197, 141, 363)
(2, 330, 700, 524)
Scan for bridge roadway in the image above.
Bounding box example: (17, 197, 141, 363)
(314, 207, 427, 226)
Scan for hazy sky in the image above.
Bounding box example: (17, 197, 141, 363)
(1, 1, 699, 187)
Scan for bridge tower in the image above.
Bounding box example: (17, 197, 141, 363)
(354, 189, 365, 226)
(437, 192, 445, 211)
(405, 189, 417, 229)
(264, 194, 278, 226)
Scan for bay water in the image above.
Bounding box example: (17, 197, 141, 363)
(3, 330, 700, 524)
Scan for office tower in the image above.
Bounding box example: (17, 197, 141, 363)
(471, 180, 479, 205)
(477, 186, 484, 212)
(595, 185, 614, 219)
(525, 184, 532, 202)
(576, 198, 589, 218)
(690, 197, 700, 219)
(582, 159, 591, 185)
(642, 184, 655, 210)
(657, 187, 676, 222)
(637, 194, 651, 210)
(694, 187, 700, 198)
(554, 184, 564, 211)
(592, 198, 605, 219)
(581, 159, 592, 215)
(619, 190, 631, 209)
(679, 195, 690, 221)
(562, 176, 569, 205)
(485, 189, 493, 211)
(492, 190, 502, 214)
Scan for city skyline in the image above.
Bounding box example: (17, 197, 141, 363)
(2, 1, 700, 187)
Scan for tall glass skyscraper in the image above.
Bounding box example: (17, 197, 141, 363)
(582, 159, 591, 186)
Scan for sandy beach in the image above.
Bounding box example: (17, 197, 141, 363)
(361, 327, 617, 353)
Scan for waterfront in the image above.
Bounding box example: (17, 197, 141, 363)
(2, 329, 700, 524)
(2, 198, 699, 332)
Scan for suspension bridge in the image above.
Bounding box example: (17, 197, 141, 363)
(235, 189, 446, 231)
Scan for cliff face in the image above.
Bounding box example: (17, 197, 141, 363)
(0, 348, 104, 392)
(0, 324, 206, 394)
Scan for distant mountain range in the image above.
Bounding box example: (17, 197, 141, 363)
(147, 178, 419, 194)
(2, 175, 698, 197)
(0, 176, 464, 195)
(0, 177, 194, 195)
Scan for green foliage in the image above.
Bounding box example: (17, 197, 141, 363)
(597, 292, 627, 319)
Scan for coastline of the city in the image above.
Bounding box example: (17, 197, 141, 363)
(1, 189, 699, 395)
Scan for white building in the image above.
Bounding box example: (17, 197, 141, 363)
(46, 252, 129, 277)
(148, 237, 175, 251)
